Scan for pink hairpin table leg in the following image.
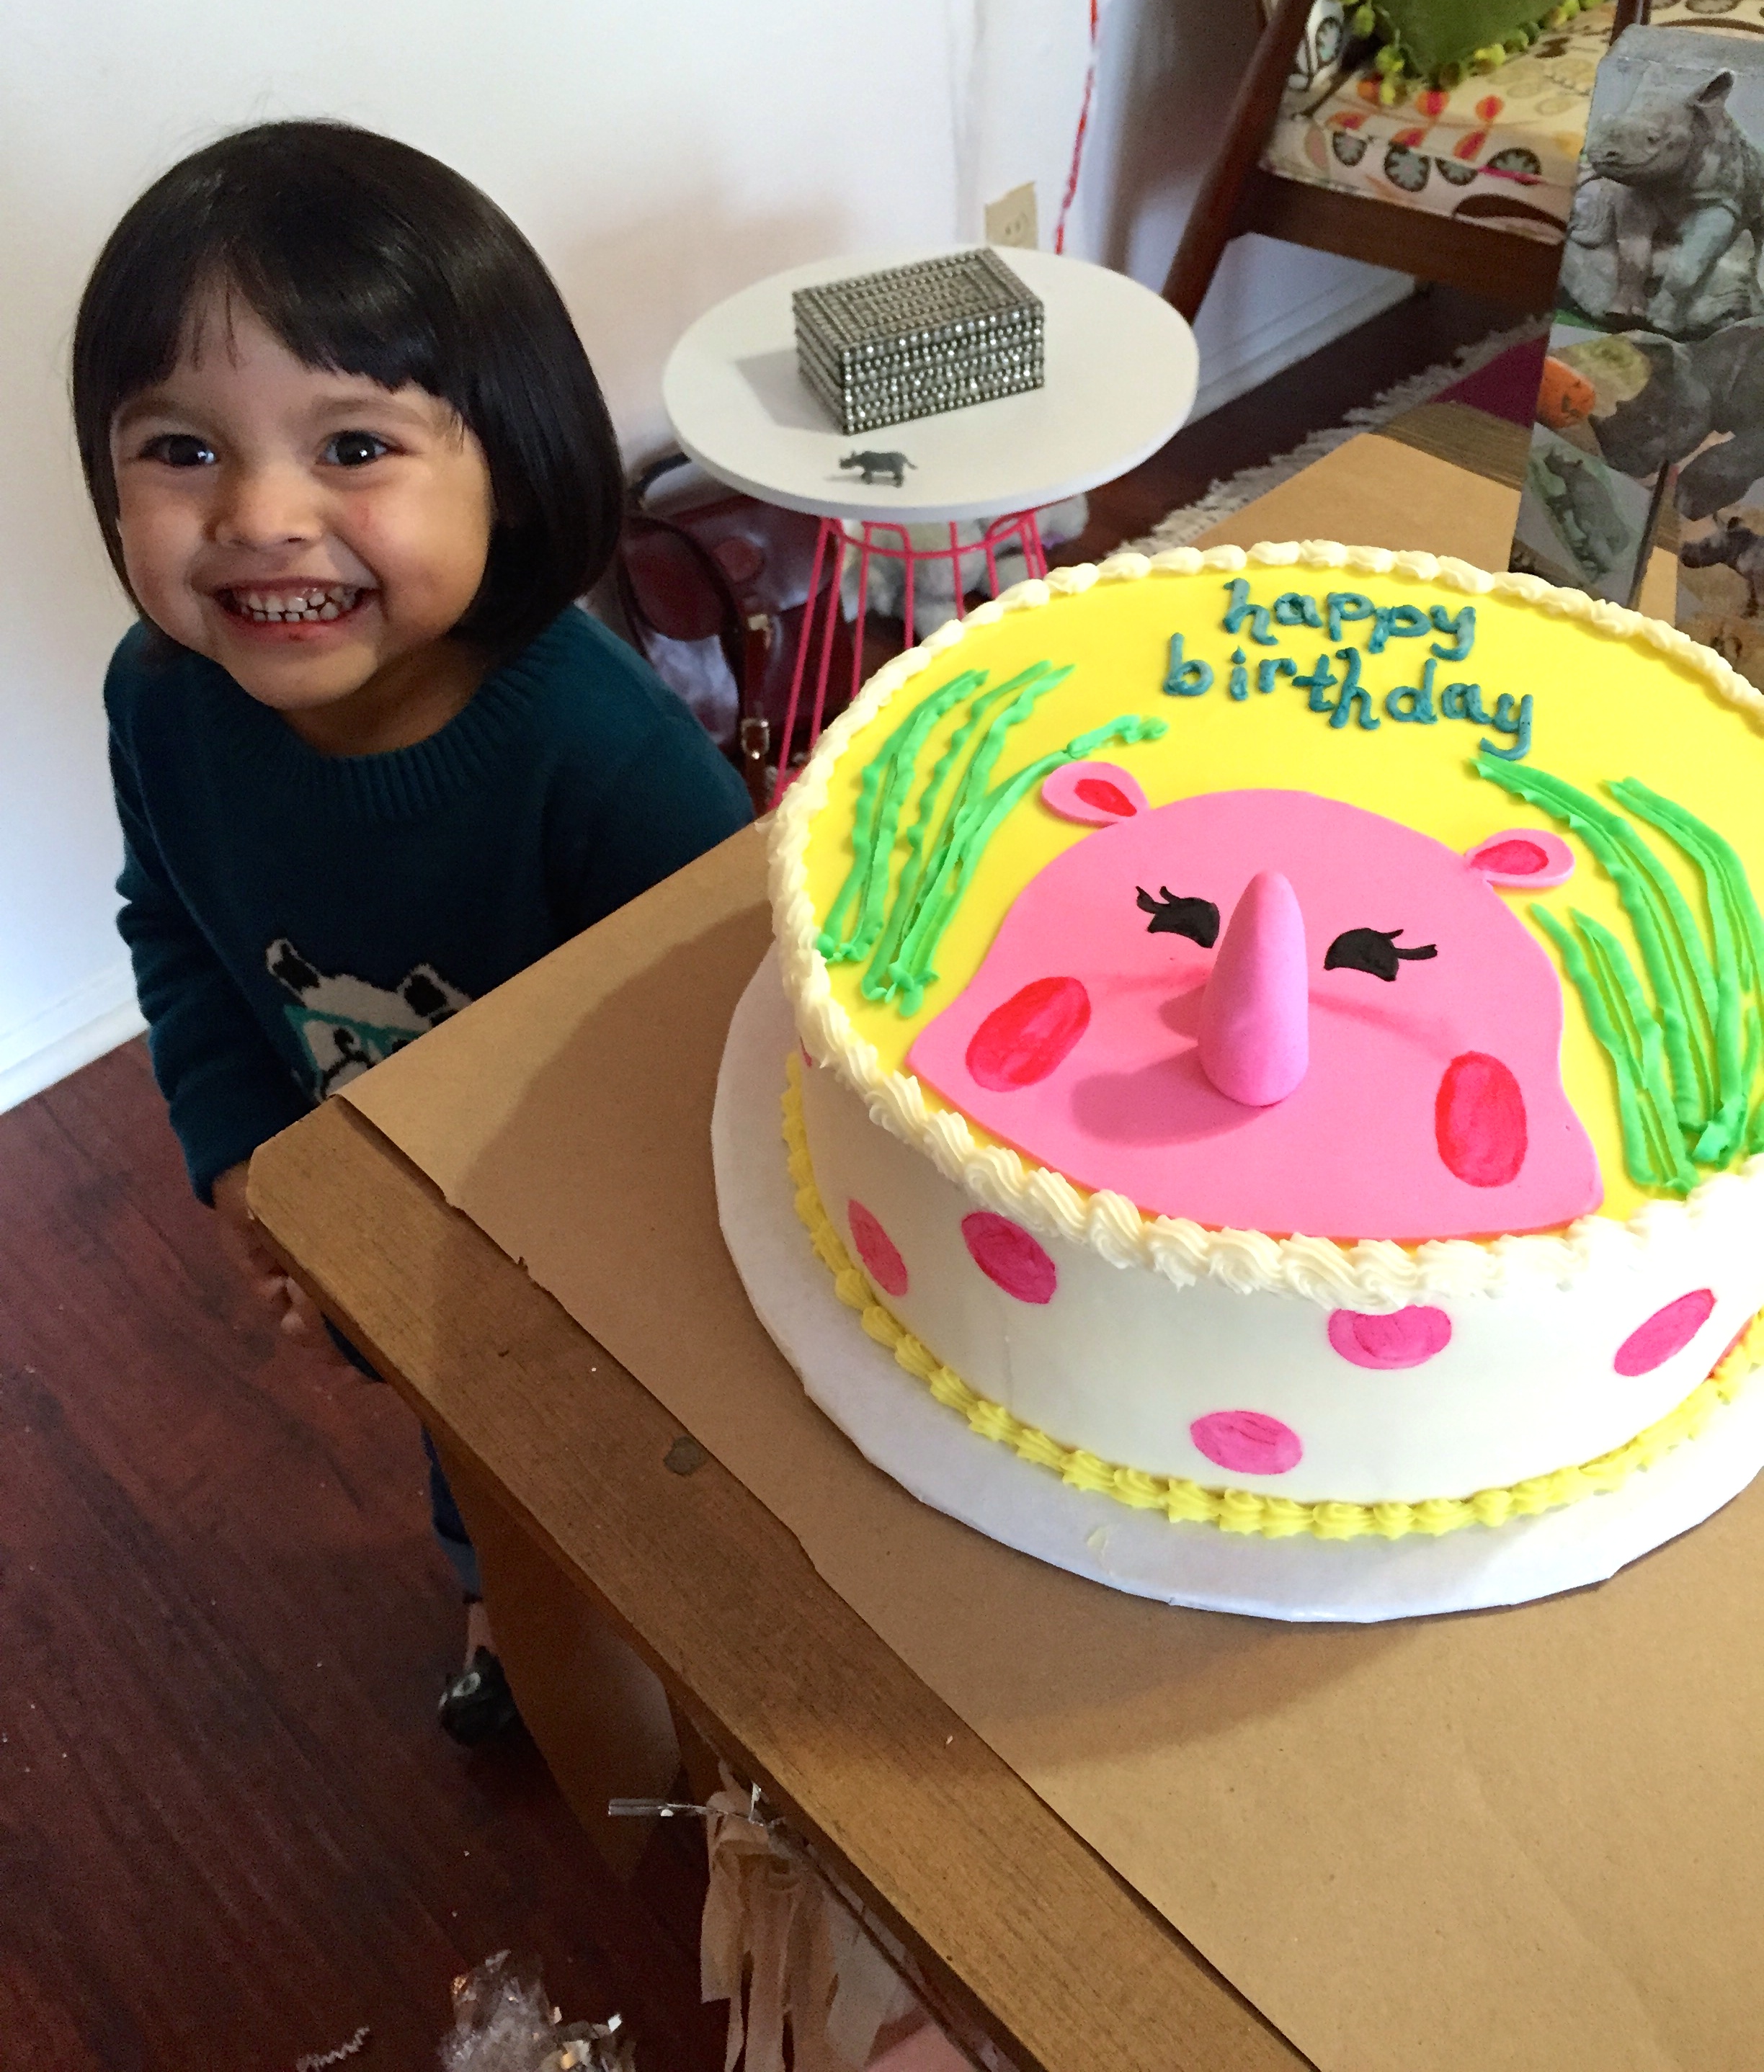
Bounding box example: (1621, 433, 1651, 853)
(767, 506, 1050, 811)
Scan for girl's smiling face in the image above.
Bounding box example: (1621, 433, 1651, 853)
(110, 286, 496, 751)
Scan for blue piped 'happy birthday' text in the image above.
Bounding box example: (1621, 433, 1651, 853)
(1159, 580, 1531, 762)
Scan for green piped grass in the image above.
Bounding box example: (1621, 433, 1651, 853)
(817, 664, 1167, 1017)
(1476, 755, 1764, 1192)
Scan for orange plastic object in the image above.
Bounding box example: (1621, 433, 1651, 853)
(1537, 355, 1597, 430)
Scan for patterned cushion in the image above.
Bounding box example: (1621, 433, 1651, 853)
(1260, 0, 1764, 241)
(1288, 0, 1355, 98)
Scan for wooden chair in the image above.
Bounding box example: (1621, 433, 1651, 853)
(1164, 0, 1649, 321)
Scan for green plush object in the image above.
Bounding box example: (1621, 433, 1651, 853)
(1349, 0, 1584, 98)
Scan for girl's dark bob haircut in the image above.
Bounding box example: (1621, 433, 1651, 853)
(73, 120, 622, 658)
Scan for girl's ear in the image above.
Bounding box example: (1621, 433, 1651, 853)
(1465, 827, 1575, 888)
(1041, 761, 1148, 825)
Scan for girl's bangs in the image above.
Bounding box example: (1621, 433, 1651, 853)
(76, 120, 624, 649)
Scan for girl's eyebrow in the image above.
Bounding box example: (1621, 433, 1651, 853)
(303, 388, 450, 429)
(112, 391, 187, 434)
(112, 382, 450, 437)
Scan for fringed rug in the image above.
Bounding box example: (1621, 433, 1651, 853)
(1123, 316, 1546, 556)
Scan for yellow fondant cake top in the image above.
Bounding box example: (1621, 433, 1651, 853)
(775, 544, 1764, 1255)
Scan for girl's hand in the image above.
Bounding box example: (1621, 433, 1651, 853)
(211, 1161, 349, 1363)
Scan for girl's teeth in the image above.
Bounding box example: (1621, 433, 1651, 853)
(231, 584, 360, 622)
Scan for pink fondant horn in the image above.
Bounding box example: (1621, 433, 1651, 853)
(1198, 870, 1309, 1107)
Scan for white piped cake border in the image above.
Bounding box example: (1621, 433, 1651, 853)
(767, 542, 1764, 1313)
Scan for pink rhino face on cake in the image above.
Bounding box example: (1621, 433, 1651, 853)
(907, 772, 1600, 1243)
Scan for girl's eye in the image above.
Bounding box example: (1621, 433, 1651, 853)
(143, 433, 215, 468)
(324, 430, 391, 468)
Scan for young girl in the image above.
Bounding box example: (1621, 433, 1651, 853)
(73, 121, 752, 1741)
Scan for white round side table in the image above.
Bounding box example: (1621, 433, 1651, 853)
(661, 246, 1198, 802)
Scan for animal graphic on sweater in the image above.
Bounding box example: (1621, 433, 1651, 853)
(1561, 46, 1764, 338)
(907, 774, 1599, 1244)
(266, 938, 471, 1097)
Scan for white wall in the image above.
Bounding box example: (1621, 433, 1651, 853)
(1077, 0, 1409, 416)
(0, 0, 1402, 1112)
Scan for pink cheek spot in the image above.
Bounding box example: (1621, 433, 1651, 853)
(1613, 1288, 1715, 1377)
(1466, 827, 1575, 888)
(1327, 1305, 1453, 1369)
(1435, 1051, 1528, 1187)
(847, 1200, 909, 1300)
(962, 1212, 1057, 1303)
(1075, 776, 1135, 817)
(1190, 1410, 1304, 1478)
(1041, 760, 1148, 823)
(799, 1041, 815, 1069)
(1478, 839, 1549, 874)
(966, 975, 1091, 1092)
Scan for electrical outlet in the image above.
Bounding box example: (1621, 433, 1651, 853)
(984, 183, 1038, 251)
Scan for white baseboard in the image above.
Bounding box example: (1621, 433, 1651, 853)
(0, 963, 145, 1116)
(1190, 266, 1415, 425)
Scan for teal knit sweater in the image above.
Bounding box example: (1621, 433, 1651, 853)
(106, 606, 751, 1200)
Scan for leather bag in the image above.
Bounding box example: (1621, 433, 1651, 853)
(614, 452, 855, 812)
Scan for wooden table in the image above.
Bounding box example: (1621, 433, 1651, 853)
(249, 883, 1305, 2072)
(249, 406, 1563, 2072)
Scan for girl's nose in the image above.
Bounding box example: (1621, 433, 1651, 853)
(211, 460, 322, 549)
(1198, 870, 1309, 1107)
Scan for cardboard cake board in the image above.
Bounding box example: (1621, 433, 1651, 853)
(338, 434, 1763, 2072)
(344, 823, 1764, 2072)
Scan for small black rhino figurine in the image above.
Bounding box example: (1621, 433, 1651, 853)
(839, 450, 916, 488)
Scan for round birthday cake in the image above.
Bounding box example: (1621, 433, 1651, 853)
(767, 542, 1764, 1540)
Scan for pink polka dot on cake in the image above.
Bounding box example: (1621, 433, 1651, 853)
(1613, 1288, 1714, 1377)
(1327, 1305, 1452, 1370)
(961, 1212, 1057, 1303)
(1190, 1410, 1303, 1477)
(847, 1200, 909, 1299)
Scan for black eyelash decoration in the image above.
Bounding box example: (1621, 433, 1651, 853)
(1136, 886, 1221, 947)
(1324, 926, 1438, 981)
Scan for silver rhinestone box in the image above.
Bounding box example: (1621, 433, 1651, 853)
(793, 249, 1046, 436)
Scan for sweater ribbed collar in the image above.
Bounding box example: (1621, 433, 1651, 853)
(192, 609, 580, 824)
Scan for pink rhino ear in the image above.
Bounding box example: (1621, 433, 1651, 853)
(1465, 827, 1574, 889)
(1041, 761, 1149, 826)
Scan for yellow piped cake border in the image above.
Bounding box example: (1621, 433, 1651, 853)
(783, 1057, 1761, 1542)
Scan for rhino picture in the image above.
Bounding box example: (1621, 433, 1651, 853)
(1560, 29, 1764, 339)
(1530, 445, 1632, 578)
(1562, 320, 1764, 520)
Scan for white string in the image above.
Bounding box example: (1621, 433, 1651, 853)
(295, 2027, 370, 2071)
